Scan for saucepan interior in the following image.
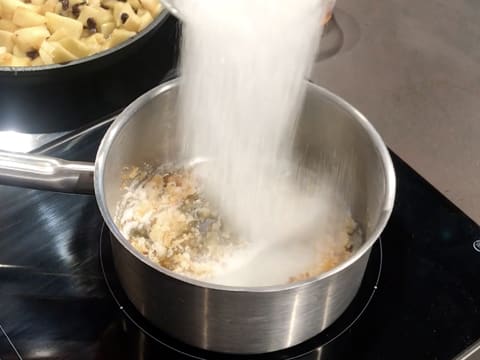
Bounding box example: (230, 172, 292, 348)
(94, 78, 395, 292)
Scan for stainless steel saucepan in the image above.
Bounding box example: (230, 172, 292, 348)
(0, 79, 395, 354)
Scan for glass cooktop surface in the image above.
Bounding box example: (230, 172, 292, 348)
(0, 117, 479, 360)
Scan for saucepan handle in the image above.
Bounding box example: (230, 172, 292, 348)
(0, 150, 95, 195)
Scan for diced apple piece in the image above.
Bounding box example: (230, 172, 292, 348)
(83, 33, 105, 44)
(45, 12, 82, 39)
(108, 28, 135, 48)
(31, 0, 46, 6)
(82, 36, 101, 54)
(10, 55, 31, 66)
(156, 2, 162, 16)
(0, 0, 29, 19)
(80, 28, 90, 38)
(54, 2, 62, 13)
(13, 7, 46, 27)
(23, 4, 42, 14)
(78, 5, 113, 29)
(100, 6, 115, 24)
(12, 45, 24, 56)
(41, 0, 57, 14)
(48, 27, 68, 41)
(0, 19, 17, 32)
(31, 56, 44, 66)
(101, 0, 116, 8)
(139, 0, 161, 17)
(15, 25, 50, 51)
(123, 13, 141, 32)
(100, 21, 115, 37)
(39, 40, 77, 64)
(138, 10, 152, 31)
(153, 4, 162, 16)
(0, 46, 6, 55)
(0, 30, 14, 53)
(120, 14, 141, 32)
(127, 0, 140, 10)
(50, 42, 78, 63)
(82, 32, 108, 55)
(95, 32, 106, 43)
(38, 40, 53, 64)
(0, 52, 13, 66)
(113, 2, 135, 26)
(59, 36, 90, 57)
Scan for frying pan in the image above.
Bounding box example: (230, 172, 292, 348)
(0, 6, 179, 132)
(0, 79, 396, 353)
(0, 5, 170, 79)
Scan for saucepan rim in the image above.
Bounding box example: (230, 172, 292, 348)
(94, 78, 396, 293)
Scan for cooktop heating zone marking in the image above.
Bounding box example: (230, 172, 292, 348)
(473, 240, 480, 253)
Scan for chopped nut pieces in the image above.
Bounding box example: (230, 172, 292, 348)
(116, 166, 359, 285)
(117, 167, 244, 280)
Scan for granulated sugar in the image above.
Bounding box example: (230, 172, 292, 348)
(177, 0, 332, 252)
(115, 0, 360, 287)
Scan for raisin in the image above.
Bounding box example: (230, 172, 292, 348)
(60, 0, 69, 10)
(120, 12, 129, 24)
(71, 2, 85, 18)
(26, 49, 39, 60)
(86, 17, 97, 33)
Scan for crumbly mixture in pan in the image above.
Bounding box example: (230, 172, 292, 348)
(116, 165, 357, 284)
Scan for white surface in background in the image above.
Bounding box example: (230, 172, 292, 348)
(313, 0, 480, 223)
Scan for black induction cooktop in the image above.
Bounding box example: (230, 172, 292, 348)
(0, 116, 479, 360)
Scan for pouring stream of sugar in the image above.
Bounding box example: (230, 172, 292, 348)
(176, 0, 332, 286)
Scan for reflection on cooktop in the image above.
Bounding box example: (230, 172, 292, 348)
(0, 119, 479, 359)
